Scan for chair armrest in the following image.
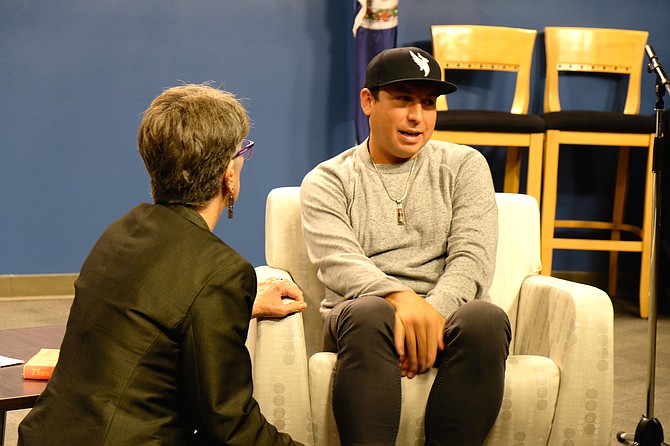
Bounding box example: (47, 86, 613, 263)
(255, 265, 294, 282)
(246, 266, 296, 362)
(249, 266, 315, 445)
(515, 274, 614, 444)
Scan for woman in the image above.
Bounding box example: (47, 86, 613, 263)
(19, 84, 305, 445)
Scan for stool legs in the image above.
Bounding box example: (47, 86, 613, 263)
(540, 131, 560, 276)
(504, 147, 522, 196)
(609, 147, 631, 297)
(540, 130, 654, 318)
(502, 134, 544, 208)
(526, 133, 545, 207)
(639, 147, 654, 318)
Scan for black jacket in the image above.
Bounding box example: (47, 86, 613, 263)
(19, 203, 300, 445)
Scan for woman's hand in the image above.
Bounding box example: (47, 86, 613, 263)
(251, 278, 307, 318)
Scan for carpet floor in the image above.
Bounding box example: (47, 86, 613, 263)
(1, 294, 668, 445)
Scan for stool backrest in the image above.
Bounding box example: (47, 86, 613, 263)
(543, 26, 649, 114)
(431, 24, 538, 114)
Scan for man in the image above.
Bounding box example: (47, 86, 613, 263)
(19, 84, 305, 445)
(300, 48, 512, 445)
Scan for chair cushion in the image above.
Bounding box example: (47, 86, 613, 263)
(308, 352, 559, 446)
(436, 110, 545, 133)
(542, 110, 655, 133)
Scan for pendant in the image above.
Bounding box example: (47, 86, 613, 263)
(395, 200, 406, 226)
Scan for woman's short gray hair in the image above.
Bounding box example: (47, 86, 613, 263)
(137, 83, 250, 206)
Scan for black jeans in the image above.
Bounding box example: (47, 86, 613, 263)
(323, 297, 511, 446)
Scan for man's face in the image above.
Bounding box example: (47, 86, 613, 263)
(361, 82, 438, 164)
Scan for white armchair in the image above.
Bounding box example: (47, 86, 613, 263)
(247, 187, 614, 446)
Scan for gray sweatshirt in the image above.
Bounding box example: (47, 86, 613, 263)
(300, 139, 497, 320)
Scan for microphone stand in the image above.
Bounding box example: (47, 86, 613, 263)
(617, 44, 670, 446)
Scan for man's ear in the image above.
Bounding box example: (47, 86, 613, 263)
(360, 88, 373, 117)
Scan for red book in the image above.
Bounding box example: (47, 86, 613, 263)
(23, 348, 59, 380)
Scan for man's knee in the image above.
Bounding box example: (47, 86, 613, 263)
(446, 300, 511, 353)
(324, 297, 394, 352)
(336, 296, 395, 335)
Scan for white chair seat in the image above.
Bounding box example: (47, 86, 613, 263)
(308, 353, 560, 445)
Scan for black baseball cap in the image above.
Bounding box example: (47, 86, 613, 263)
(364, 47, 457, 96)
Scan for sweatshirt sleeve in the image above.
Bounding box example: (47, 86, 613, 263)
(424, 149, 498, 319)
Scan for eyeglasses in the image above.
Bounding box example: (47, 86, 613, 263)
(234, 139, 254, 161)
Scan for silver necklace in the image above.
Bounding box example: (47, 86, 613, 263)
(370, 153, 417, 226)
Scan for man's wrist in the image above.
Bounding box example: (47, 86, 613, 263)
(384, 290, 418, 307)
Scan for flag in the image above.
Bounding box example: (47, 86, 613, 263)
(353, 0, 398, 143)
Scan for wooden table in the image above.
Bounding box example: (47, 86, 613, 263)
(0, 325, 65, 444)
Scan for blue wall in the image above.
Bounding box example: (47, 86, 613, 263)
(2, 1, 669, 275)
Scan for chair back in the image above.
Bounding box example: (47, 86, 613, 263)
(430, 24, 537, 114)
(543, 27, 649, 114)
(265, 187, 325, 357)
(264, 187, 542, 357)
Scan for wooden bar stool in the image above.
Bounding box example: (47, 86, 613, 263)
(430, 24, 545, 206)
(540, 27, 655, 317)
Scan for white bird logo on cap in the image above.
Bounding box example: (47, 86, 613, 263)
(410, 50, 430, 77)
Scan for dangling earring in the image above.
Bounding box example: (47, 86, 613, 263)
(227, 182, 235, 219)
